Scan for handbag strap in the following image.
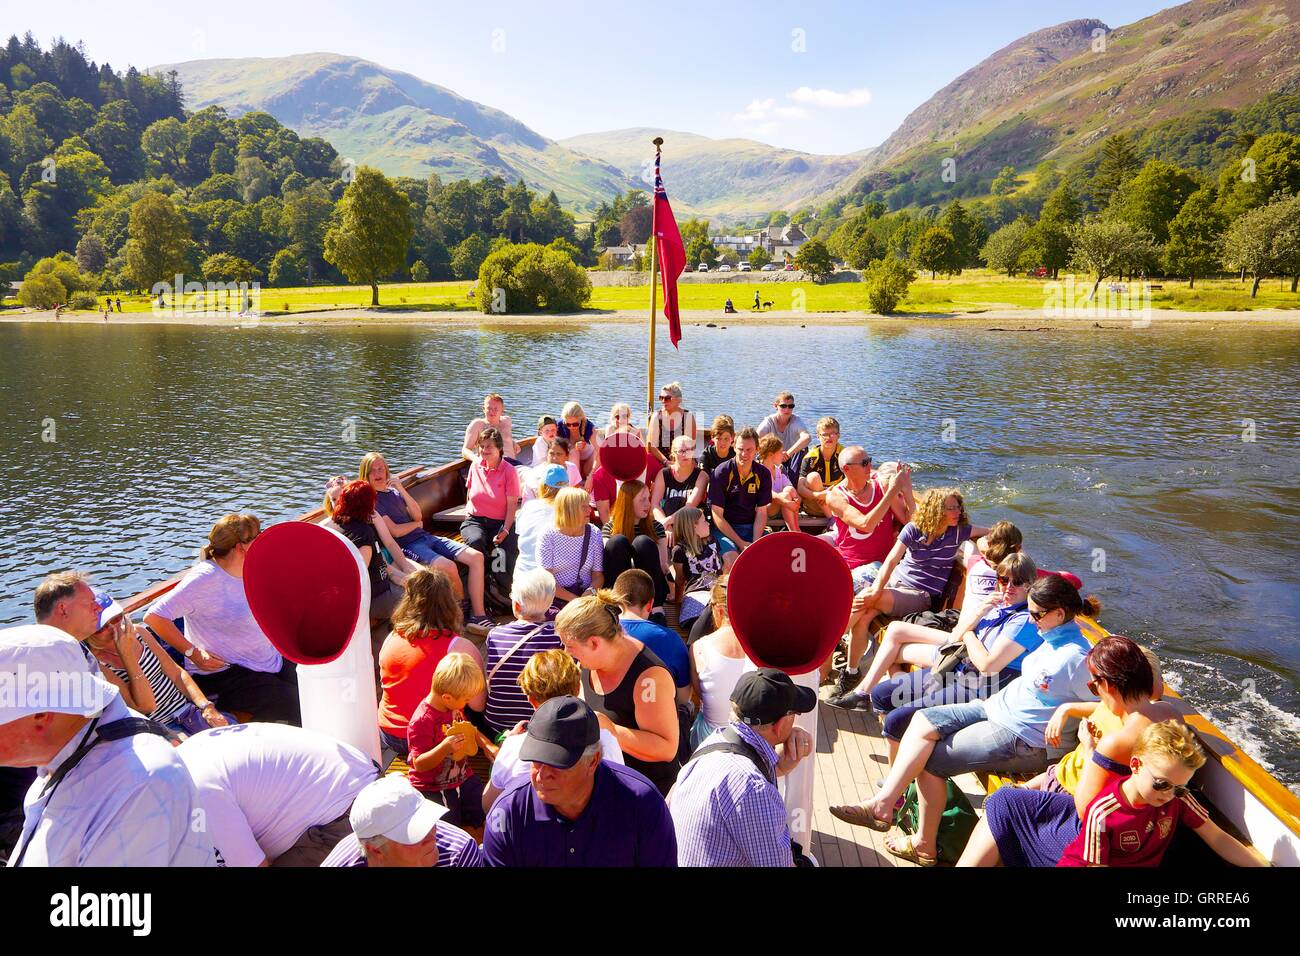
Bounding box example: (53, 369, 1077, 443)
(487, 622, 549, 684)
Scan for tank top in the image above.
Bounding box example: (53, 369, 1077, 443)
(581, 645, 680, 794)
(1054, 703, 1127, 792)
(831, 477, 896, 568)
(650, 408, 693, 456)
(660, 465, 702, 518)
(694, 639, 754, 729)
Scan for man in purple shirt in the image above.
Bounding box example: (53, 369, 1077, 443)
(669, 668, 815, 867)
(482, 696, 676, 867)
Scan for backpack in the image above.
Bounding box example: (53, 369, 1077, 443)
(892, 778, 978, 864)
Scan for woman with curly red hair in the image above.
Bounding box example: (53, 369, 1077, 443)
(333, 479, 402, 624)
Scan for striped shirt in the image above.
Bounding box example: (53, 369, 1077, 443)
(1059, 777, 1208, 867)
(102, 638, 190, 726)
(483, 620, 563, 736)
(319, 820, 484, 867)
(891, 522, 973, 596)
(668, 722, 792, 867)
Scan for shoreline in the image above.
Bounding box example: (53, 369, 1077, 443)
(4, 306, 1299, 330)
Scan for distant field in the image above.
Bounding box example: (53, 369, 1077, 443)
(37, 270, 1300, 315)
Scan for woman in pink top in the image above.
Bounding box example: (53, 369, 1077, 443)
(377, 568, 485, 758)
(460, 426, 521, 594)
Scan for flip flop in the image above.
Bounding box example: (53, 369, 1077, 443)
(885, 833, 937, 867)
(829, 802, 892, 832)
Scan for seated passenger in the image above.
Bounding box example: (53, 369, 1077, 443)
(540, 488, 603, 605)
(687, 578, 756, 747)
(828, 574, 1100, 866)
(322, 475, 421, 588)
(515, 464, 568, 578)
(527, 415, 560, 468)
(361, 452, 491, 632)
(560, 401, 600, 478)
(463, 392, 519, 462)
(757, 434, 802, 532)
(795, 416, 845, 517)
(321, 774, 483, 868)
(407, 652, 488, 830)
(700, 415, 736, 474)
(481, 649, 624, 812)
(829, 487, 991, 703)
(377, 568, 484, 761)
(602, 480, 670, 616)
(669, 506, 731, 634)
(646, 382, 697, 466)
(824, 448, 909, 599)
(612, 570, 691, 702)
(708, 426, 770, 554)
(1056, 721, 1264, 868)
(756, 390, 811, 485)
(560, 592, 681, 797)
(459, 428, 521, 603)
(521, 435, 580, 502)
(483, 568, 563, 738)
(145, 514, 301, 726)
(959, 520, 1022, 609)
(832, 552, 1041, 717)
(85, 588, 232, 736)
(652, 435, 709, 533)
(331, 480, 404, 624)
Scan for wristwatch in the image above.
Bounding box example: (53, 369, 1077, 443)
(183, 646, 195, 659)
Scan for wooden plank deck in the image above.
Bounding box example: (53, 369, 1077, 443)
(811, 700, 988, 868)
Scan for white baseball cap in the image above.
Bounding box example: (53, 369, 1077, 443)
(91, 588, 125, 631)
(349, 774, 448, 844)
(0, 625, 120, 726)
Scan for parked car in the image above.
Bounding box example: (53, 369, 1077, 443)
(739, 262, 752, 272)
(698, 262, 709, 272)
(717, 264, 733, 272)
(761, 263, 779, 271)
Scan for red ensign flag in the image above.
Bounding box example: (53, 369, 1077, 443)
(653, 152, 686, 348)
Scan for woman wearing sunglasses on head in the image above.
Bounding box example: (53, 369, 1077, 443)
(828, 573, 1099, 866)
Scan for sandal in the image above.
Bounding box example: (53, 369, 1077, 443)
(829, 802, 892, 832)
(884, 833, 937, 867)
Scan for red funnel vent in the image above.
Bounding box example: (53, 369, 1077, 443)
(727, 532, 852, 674)
(600, 431, 649, 482)
(243, 522, 362, 665)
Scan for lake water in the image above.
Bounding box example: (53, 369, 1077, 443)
(2, 320, 1298, 790)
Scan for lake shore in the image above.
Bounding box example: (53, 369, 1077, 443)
(4, 305, 1300, 330)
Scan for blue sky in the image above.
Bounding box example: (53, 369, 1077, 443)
(21, 0, 1172, 154)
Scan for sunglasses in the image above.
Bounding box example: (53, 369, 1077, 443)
(1086, 673, 1105, 695)
(659, 394, 673, 401)
(1029, 607, 1054, 621)
(1150, 778, 1190, 798)
(778, 403, 795, 409)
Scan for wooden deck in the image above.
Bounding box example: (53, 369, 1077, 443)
(811, 700, 987, 867)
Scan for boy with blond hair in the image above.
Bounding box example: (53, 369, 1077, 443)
(407, 652, 487, 828)
(1059, 720, 1268, 867)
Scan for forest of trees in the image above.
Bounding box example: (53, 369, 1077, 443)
(0, 35, 587, 306)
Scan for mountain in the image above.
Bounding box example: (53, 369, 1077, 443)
(560, 128, 872, 220)
(154, 53, 637, 213)
(830, 0, 1300, 207)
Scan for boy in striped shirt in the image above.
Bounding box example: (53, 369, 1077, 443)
(1059, 720, 1267, 867)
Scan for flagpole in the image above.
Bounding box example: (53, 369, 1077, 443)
(646, 137, 663, 421)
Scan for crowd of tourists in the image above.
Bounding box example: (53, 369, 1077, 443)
(0, 385, 1267, 868)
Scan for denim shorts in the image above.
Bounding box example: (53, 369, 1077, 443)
(402, 531, 468, 564)
(710, 527, 740, 555)
(918, 700, 1062, 779)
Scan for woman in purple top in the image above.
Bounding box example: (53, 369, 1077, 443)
(829, 488, 990, 702)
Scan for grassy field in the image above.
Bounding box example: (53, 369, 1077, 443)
(27, 270, 1300, 315)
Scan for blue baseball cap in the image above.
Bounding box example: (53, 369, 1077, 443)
(540, 464, 570, 489)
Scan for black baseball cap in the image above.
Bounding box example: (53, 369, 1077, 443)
(519, 696, 601, 769)
(731, 668, 818, 725)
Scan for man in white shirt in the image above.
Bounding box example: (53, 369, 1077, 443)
(176, 722, 379, 867)
(756, 391, 811, 484)
(32, 572, 102, 641)
(0, 625, 216, 867)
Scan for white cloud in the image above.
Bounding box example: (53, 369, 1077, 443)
(734, 98, 809, 125)
(788, 86, 872, 108)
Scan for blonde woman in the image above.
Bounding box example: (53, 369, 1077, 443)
(481, 649, 624, 811)
(361, 451, 492, 631)
(560, 400, 600, 477)
(646, 381, 697, 465)
(828, 487, 990, 702)
(558, 591, 680, 796)
(651, 434, 708, 530)
(144, 513, 300, 724)
(539, 487, 603, 604)
(602, 479, 670, 614)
